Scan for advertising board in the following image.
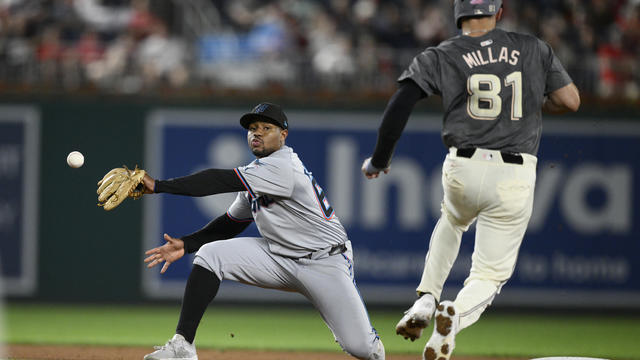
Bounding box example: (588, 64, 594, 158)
(143, 109, 639, 307)
(0, 106, 39, 296)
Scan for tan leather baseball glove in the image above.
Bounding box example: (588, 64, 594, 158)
(97, 165, 146, 211)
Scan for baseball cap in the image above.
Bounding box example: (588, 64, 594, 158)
(240, 102, 289, 130)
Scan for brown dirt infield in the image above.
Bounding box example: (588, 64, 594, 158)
(7, 344, 529, 360)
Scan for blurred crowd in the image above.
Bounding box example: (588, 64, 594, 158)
(0, 0, 639, 101)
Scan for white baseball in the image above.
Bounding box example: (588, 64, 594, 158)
(66, 151, 84, 168)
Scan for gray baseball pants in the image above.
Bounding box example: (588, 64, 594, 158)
(194, 238, 385, 360)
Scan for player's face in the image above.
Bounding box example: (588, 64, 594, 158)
(247, 121, 288, 158)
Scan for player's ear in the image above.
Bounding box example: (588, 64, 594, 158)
(280, 129, 288, 143)
(496, 7, 503, 22)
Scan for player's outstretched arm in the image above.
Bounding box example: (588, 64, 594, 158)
(363, 79, 426, 179)
(543, 83, 580, 114)
(180, 213, 252, 253)
(154, 169, 245, 196)
(144, 233, 186, 274)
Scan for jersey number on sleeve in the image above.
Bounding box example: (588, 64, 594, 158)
(467, 71, 522, 120)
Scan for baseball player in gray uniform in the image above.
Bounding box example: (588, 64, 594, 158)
(361, 1, 580, 359)
(141, 103, 384, 360)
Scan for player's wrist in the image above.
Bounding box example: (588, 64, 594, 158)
(366, 158, 389, 173)
(370, 160, 389, 171)
(363, 158, 379, 174)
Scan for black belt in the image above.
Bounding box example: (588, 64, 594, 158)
(329, 243, 348, 256)
(456, 148, 523, 165)
(300, 243, 347, 259)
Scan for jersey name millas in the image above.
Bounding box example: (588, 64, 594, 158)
(462, 45, 520, 69)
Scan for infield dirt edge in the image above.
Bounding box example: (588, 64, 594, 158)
(7, 344, 531, 360)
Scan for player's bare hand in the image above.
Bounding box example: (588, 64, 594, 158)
(361, 157, 390, 179)
(144, 233, 185, 274)
(141, 173, 155, 194)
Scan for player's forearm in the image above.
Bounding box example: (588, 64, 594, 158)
(543, 83, 580, 114)
(181, 213, 252, 253)
(371, 80, 425, 168)
(542, 96, 572, 114)
(371, 133, 401, 169)
(154, 169, 245, 196)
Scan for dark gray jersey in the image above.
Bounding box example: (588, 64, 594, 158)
(399, 28, 572, 155)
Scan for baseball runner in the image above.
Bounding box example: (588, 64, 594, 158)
(140, 103, 384, 360)
(361, 1, 580, 359)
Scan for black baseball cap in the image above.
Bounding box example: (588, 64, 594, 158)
(240, 102, 289, 130)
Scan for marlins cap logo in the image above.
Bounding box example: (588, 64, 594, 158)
(253, 103, 269, 114)
(470, 0, 484, 4)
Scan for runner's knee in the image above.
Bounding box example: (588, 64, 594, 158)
(468, 259, 516, 282)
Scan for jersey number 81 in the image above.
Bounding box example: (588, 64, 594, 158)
(467, 71, 522, 121)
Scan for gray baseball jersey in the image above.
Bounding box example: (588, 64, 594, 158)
(230, 145, 348, 257)
(193, 144, 384, 359)
(399, 28, 573, 155)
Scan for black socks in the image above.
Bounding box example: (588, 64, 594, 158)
(176, 264, 221, 344)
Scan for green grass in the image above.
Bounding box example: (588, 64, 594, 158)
(5, 303, 640, 359)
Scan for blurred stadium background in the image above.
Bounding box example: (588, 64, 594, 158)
(0, 0, 639, 102)
(1, 0, 639, 359)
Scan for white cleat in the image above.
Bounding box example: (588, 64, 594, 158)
(423, 300, 459, 360)
(395, 293, 436, 341)
(144, 334, 198, 360)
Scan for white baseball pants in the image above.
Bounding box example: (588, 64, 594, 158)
(417, 147, 537, 331)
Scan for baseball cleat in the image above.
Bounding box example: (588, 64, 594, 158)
(423, 300, 458, 360)
(144, 334, 198, 360)
(395, 293, 436, 341)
